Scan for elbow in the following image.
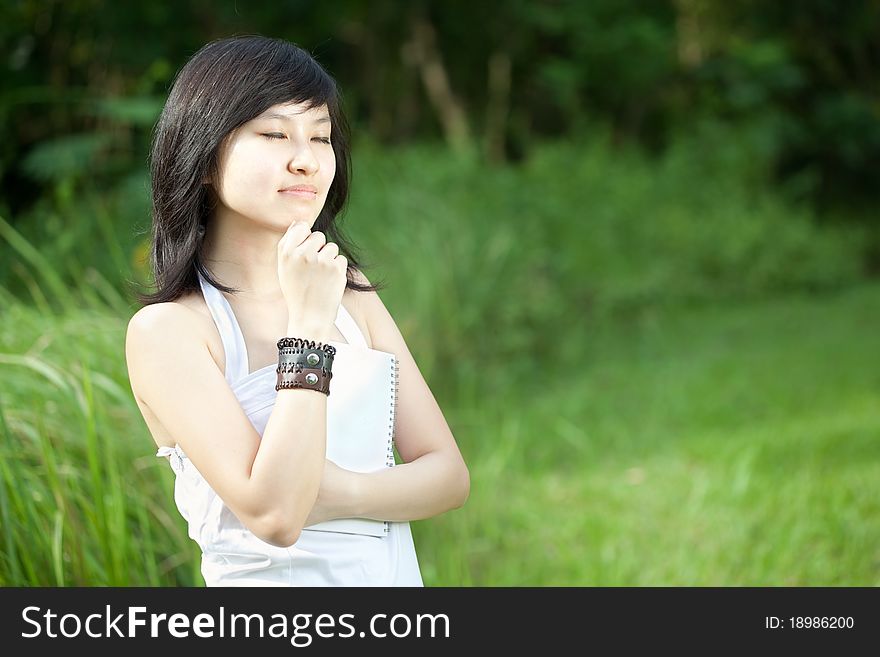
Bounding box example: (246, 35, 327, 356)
(253, 512, 303, 549)
(265, 526, 302, 549)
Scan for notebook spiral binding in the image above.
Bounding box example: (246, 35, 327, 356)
(382, 355, 400, 535)
(388, 355, 399, 468)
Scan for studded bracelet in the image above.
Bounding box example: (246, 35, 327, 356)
(275, 337, 336, 395)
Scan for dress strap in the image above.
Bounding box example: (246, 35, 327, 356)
(196, 270, 249, 386)
(334, 302, 369, 348)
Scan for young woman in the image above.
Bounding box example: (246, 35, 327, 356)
(125, 35, 469, 586)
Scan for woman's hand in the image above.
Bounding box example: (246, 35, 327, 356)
(302, 459, 358, 527)
(277, 221, 348, 341)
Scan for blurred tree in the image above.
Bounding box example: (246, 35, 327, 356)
(0, 0, 877, 241)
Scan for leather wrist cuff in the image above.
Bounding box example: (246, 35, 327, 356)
(275, 337, 336, 395)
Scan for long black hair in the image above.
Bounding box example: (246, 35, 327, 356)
(133, 34, 384, 306)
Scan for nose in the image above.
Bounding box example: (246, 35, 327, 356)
(287, 139, 320, 175)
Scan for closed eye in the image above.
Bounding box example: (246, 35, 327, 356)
(262, 133, 331, 144)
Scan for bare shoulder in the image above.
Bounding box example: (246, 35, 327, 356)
(127, 301, 194, 345)
(126, 296, 208, 351)
(125, 295, 215, 399)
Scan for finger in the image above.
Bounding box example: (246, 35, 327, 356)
(284, 220, 309, 234)
(281, 220, 308, 239)
(304, 230, 326, 251)
(281, 221, 312, 248)
(318, 241, 339, 256)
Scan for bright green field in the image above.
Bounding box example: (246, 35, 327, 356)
(418, 281, 880, 585)
(0, 138, 877, 585)
(1, 278, 876, 585)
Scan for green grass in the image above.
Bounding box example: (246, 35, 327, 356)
(413, 282, 880, 585)
(0, 300, 201, 586)
(1, 276, 876, 585)
(0, 136, 877, 585)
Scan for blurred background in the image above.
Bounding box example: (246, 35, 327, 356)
(0, 0, 878, 586)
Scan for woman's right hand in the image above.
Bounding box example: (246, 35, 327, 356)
(277, 221, 348, 340)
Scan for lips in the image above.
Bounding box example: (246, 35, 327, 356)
(279, 189, 317, 200)
(279, 185, 317, 193)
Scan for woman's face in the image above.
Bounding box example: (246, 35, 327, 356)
(212, 101, 336, 230)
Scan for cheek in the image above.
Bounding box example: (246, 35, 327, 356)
(219, 143, 274, 196)
(322, 151, 337, 183)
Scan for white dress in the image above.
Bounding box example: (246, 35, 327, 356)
(155, 270, 423, 586)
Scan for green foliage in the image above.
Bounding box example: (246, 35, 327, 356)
(0, 126, 876, 582)
(1, 0, 878, 226)
(1, 130, 869, 393)
(20, 133, 116, 183)
(343, 133, 865, 403)
(0, 303, 199, 585)
(85, 96, 164, 127)
(0, 0, 877, 582)
(520, 121, 867, 316)
(1, 257, 877, 584)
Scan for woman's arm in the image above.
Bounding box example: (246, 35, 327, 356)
(127, 304, 336, 547)
(304, 450, 467, 526)
(350, 449, 469, 521)
(339, 269, 470, 521)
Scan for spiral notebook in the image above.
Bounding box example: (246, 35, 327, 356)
(299, 342, 399, 538)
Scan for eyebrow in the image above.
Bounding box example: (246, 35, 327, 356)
(261, 112, 331, 124)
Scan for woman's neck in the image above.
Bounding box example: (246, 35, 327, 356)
(201, 214, 286, 301)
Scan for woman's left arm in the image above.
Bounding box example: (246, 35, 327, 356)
(343, 270, 470, 521)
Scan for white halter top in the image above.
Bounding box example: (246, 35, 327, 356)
(155, 270, 423, 586)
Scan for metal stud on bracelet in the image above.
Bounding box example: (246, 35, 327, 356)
(275, 336, 335, 395)
(275, 367, 332, 394)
